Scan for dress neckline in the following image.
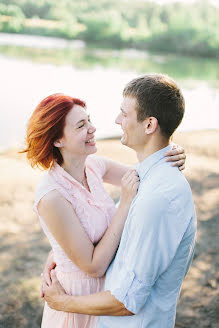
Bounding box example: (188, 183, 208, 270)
(52, 161, 92, 195)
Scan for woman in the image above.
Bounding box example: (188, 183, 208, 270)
(23, 93, 186, 327)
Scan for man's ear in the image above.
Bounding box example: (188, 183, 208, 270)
(53, 139, 63, 148)
(144, 117, 158, 135)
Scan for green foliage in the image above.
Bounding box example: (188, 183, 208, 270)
(79, 10, 127, 47)
(0, 3, 25, 33)
(0, 4, 25, 18)
(0, 0, 54, 19)
(58, 20, 85, 39)
(0, 16, 24, 33)
(0, 0, 219, 58)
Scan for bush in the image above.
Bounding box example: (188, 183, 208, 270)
(0, 16, 24, 33)
(0, 4, 25, 18)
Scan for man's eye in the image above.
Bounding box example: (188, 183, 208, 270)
(78, 124, 85, 128)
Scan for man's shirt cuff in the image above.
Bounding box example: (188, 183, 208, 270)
(109, 268, 151, 314)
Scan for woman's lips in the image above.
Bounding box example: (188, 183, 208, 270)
(85, 137, 96, 145)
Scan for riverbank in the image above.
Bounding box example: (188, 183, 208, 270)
(0, 130, 218, 327)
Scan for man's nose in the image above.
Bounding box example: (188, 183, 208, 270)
(115, 113, 122, 125)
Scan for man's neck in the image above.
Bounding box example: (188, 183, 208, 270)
(136, 137, 170, 163)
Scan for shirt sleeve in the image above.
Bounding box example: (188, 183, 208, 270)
(109, 192, 184, 314)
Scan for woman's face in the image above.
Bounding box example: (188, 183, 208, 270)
(55, 105, 97, 158)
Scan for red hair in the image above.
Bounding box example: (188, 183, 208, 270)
(21, 93, 86, 169)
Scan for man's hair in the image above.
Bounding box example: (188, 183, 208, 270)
(123, 74, 185, 138)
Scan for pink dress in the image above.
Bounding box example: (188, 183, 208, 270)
(34, 155, 116, 328)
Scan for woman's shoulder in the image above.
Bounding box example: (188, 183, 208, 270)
(35, 169, 55, 188)
(34, 170, 57, 203)
(37, 188, 64, 210)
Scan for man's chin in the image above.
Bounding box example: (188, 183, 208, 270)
(120, 138, 130, 149)
(120, 135, 127, 145)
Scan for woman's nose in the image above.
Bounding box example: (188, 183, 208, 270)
(88, 122, 96, 133)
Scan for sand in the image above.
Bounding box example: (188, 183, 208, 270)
(0, 130, 218, 327)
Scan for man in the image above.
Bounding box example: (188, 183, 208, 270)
(43, 74, 196, 327)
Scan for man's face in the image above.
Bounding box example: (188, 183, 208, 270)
(115, 96, 146, 151)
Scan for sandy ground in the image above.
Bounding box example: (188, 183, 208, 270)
(0, 130, 218, 328)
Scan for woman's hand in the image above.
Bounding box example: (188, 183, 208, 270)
(40, 251, 56, 298)
(165, 144, 186, 171)
(42, 269, 67, 311)
(120, 169, 140, 204)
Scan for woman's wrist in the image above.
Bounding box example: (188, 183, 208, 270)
(120, 196, 133, 208)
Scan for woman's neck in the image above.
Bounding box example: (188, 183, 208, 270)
(61, 153, 87, 184)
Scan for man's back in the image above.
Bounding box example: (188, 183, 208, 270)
(98, 145, 196, 328)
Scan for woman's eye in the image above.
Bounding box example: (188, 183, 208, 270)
(78, 118, 91, 128)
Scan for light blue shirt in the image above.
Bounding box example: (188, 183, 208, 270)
(98, 145, 197, 328)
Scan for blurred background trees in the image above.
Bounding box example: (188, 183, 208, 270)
(0, 0, 218, 57)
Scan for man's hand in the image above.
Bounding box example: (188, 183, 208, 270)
(165, 144, 186, 171)
(40, 251, 56, 298)
(42, 270, 68, 311)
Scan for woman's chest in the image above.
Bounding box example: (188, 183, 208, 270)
(72, 187, 116, 243)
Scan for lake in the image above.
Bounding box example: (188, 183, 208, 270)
(0, 33, 219, 151)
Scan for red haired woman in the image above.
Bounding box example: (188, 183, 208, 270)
(23, 94, 185, 327)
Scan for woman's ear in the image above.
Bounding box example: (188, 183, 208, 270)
(53, 140, 63, 148)
(144, 117, 159, 135)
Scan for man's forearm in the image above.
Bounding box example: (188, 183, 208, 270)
(57, 290, 133, 316)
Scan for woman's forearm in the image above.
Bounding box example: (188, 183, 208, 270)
(43, 201, 130, 279)
(89, 199, 131, 277)
(86, 170, 139, 277)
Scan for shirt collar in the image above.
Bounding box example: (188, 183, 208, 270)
(135, 143, 173, 181)
(51, 161, 87, 191)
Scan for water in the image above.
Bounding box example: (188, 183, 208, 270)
(0, 33, 219, 151)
